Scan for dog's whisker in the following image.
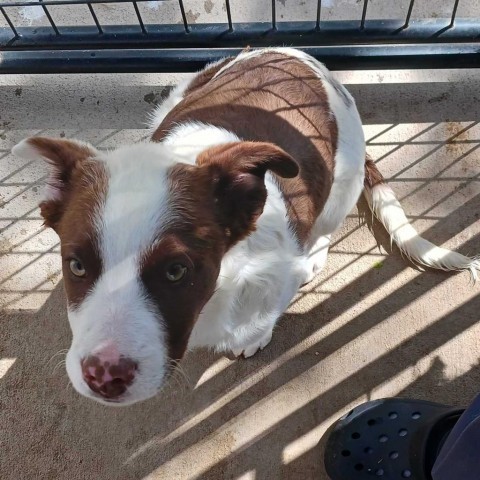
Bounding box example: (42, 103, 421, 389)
(169, 359, 192, 392)
(46, 349, 68, 367)
(168, 370, 185, 394)
(170, 360, 192, 389)
(173, 373, 186, 393)
(53, 359, 67, 375)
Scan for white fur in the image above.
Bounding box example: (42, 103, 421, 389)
(188, 169, 306, 354)
(162, 121, 240, 160)
(12, 138, 47, 161)
(67, 143, 181, 406)
(147, 77, 193, 133)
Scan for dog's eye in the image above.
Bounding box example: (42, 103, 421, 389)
(69, 259, 86, 277)
(165, 263, 187, 282)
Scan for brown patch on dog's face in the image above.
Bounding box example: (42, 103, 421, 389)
(140, 142, 298, 359)
(140, 162, 224, 360)
(140, 233, 222, 360)
(56, 159, 107, 309)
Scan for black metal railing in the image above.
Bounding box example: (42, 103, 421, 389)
(0, 0, 478, 73)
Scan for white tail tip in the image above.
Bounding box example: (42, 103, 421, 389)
(364, 182, 480, 282)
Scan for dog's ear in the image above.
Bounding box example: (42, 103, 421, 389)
(197, 141, 299, 244)
(12, 137, 98, 229)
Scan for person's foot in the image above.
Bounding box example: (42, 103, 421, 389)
(323, 398, 463, 479)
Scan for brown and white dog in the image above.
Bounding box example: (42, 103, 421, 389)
(13, 48, 479, 406)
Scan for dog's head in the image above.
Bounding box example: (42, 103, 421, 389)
(13, 137, 297, 405)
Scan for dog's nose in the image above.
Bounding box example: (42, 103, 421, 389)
(81, 354, 137, 400)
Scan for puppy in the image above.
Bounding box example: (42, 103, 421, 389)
(13, 48, 479, 406)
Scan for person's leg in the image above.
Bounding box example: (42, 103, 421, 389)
(432, 392, 480, 480)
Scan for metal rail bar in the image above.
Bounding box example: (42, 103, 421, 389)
(404, 0, 415, 28)
(177, 0, 189, 33)
(87, 3, 103, 34)
(271, 0, 276, 30)
(39, 0, 60, 35)
(0, 0, 478, 74)
(225, 0, 232, 31)
(132, 1, 147, 34)
(0, 6, 18, 37)
(316, 0, 321, 31)
(449, 0, 460, 27)
(2, 20, 478, 49)
(360, 0, 369, 30)
(0, 44, 478, 74)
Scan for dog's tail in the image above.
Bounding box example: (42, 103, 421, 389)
(363, 156, 479, 280)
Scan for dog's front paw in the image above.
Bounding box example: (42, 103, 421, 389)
(231, 329, 273, 358)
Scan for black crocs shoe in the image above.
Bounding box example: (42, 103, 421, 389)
(324, 398, 463, 479)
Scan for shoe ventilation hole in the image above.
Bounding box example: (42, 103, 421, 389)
(402, 469, 412, 478)
(399, 429, 408, 437)
(364, 447, 373, 454)
(412, 412, 421, 419)
(354, 464, 364, 471)
(341, 450, 351, 457)
(352, 432, 361, 439)
(389, 451, 399, 459)
(379, 435, 388, 443)
(367, 419, 376, 426)
(389, 412, 398, 419)
(376, 468, 384, 476)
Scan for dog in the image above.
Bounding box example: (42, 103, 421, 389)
(13, 48, 479, 406)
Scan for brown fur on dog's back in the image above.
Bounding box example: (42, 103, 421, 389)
(182, 58, 234, 97)
(153, 53, 338, 246)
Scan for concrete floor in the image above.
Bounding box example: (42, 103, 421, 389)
(1, 3, 480, 479)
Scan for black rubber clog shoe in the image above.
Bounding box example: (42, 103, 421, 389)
(324, 398, 463, 479)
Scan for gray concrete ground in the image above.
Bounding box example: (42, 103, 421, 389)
(1, 2, 480, 479)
